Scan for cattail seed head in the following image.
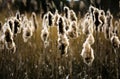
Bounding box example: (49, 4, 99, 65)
(81, 42, 94, 66)
(111, 35, 120, 49)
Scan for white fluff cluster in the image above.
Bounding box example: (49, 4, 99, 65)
(81, 31, 95, 66)
(21, 12, 38, 43)
(110, 35, 120, 49)
(81, 9, 95, 65)
(82, 13, 94, 35)
(58, 34, 69, 55)
(57, 16, 66, 35)
(57, 16, 69, 55)
(2, 23, 16, 53)
(98, 10, 106, 32)
(0, 11, 38, 53)
(67, 21, 78, 38)
(104, 10, 113, 39)
(84, 33, 95, 46)
(30, 12, 38, 30)
(81, 41, 94, 66)
(41, 11, 54, 48)
(63, 6, 78, 39)
(53, 10, 60, 26)
(22, 20, 34, 42)
(41, 27, 49, 48)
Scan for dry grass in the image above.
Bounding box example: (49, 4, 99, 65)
(0, 10, 120, 79)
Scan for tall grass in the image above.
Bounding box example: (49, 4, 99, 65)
(0, 10, 120, 79)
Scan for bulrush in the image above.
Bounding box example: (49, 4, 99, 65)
(85, 33, 95, 46)
(104, 10, 113, 39)
(104, 26, 112, 40)
(88, 14, 94, 34)
(7, 19, 14, 33)
(8, 11, 22, 35)
(57, 16, 66, 35)
(30, 12, 38, 30)
(67, 21, 78, 39)
(106, 10, 113, 28)
(13, 19, 21, 35)
(64, 6, 70, 19)
(64, 18, 70, 31)
(69, 10, 77, 22)
(3, 26, 16, 53)
(93, 8, 102, 31)
(21, 15, 28, 31)
(82, 15, 90, 35)
(22, 21, 33, 43)
(56, 15, 69, 55)
(47, 11, 54, 27)
(41, 12, 54, 47)
(15, 10, 21, 21)
(42, 13, 49, 29)
(53, 10, 60, 27)
(41, 27, 49, 48)
(113, 21, 119, 36)
(98, 10, 106, 32)
(82, 14, 94, 35)
(89, 5, 97, 21)
(81, 42, 94, 66)
(4, 28, 13, 44)
(63, 6, 71, 31)
(58, 34, 69, 55)
(110, 34, 120, 49)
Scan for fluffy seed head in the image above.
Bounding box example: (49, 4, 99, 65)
(58, 34, 69, 55)
(57, 16, 66, 35)
(22, 21, 33, 43)
(85, 33, 95, 45)
(81, 42, 94, 66)
(41, 27, 49, 48)
(31, 12, 38, 30)
(47, 11, 54, 27)
(111, 35, 120, 49)
(69, 10, 77, 21)
(64, 6, 70, 19)
(67, 21, 78, 38)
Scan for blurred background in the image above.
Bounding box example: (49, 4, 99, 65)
(0, 0, 119, 18)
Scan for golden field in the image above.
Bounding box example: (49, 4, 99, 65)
(0, 9, 120, 79)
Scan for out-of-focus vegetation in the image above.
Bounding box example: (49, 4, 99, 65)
(0, 0, 119, 18)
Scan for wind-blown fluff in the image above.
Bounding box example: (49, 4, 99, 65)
(110, 35, 120, 49)
(104, 10, 113, 39)
(64, 6, 70, 19)
(98, 10, 106, 32)
(53, 10, 60, 26)
(85, 33, 95, 46)
(30, 12, 38, 30)
(81, 42, 94, 66)
(69, 10, 77, 22)
(41, 27, 49, 48)
(58, 34, 69, 55)
(82, 14, 94, 35)
(57, 16, 66, 35)
(67, 21, 78, 39)
(22, 21, 33, 43)
(93, 8, 102, 31)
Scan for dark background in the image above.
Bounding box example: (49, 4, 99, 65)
(0, 0, 119, 18)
